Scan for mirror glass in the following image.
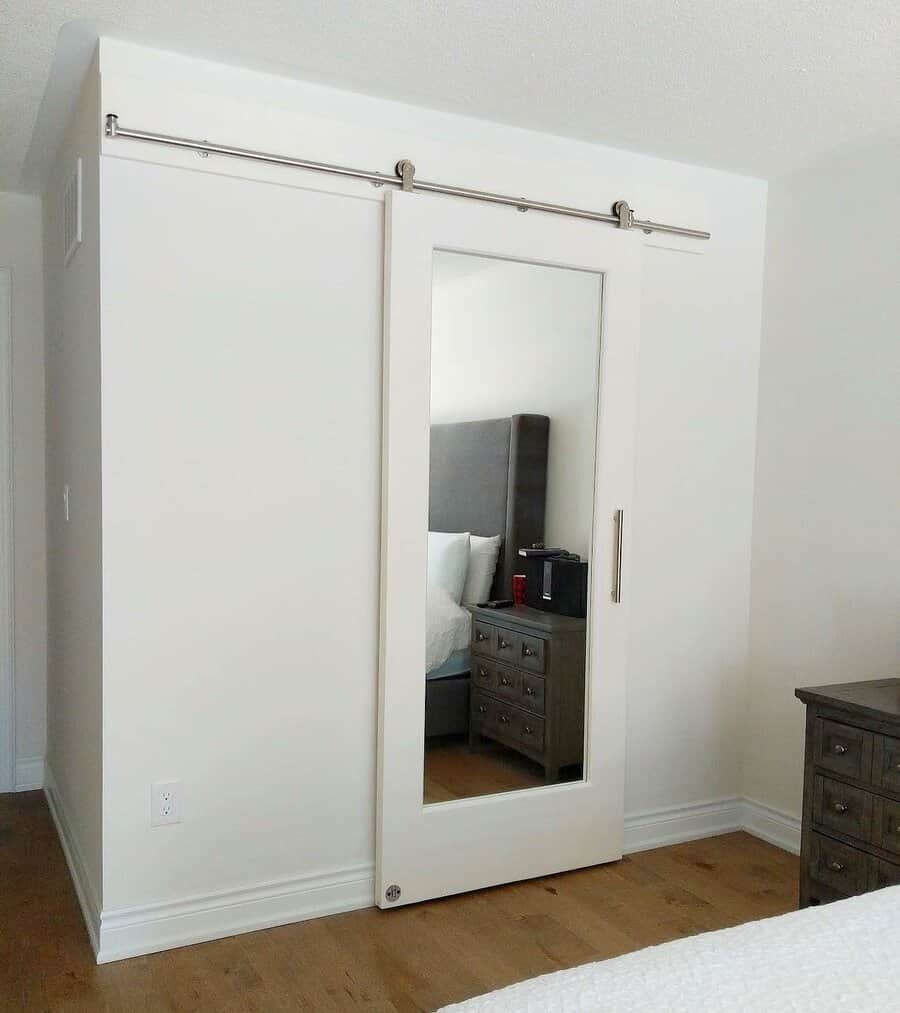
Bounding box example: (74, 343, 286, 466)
(423, 250, 603, 804)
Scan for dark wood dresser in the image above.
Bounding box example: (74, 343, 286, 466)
(796, 678, 900, 907)
(468, 605, 585, 784)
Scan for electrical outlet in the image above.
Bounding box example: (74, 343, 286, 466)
(151, 780, 181, 827)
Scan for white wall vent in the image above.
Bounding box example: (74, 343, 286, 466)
(63, 158, 83, 265)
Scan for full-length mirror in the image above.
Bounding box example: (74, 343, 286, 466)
(423, 251, 603, 804)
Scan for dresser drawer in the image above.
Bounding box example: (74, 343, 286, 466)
(518, 633, 546, 674)
(493, 664, 522, 703)
(872, 734, 900, 793)
(492, 627, 522, 664)
(472, 621, 494, 656)
(813, 775, 873, 842)
(814, 718, 872, 781)
(520, 672, 545, 715)
(869, 856, 900, 892)
(470, 690, 545, 757)
(471, 658, 496, 692)
(808, 832, 868, 894)
(872, 796, 900, 857)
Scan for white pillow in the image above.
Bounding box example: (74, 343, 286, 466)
(427, 531, 471, 604)
(462, 534, 502, 605)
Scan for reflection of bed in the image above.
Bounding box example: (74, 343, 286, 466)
(426, 414, 549, 738)
(438, 886, 900, 1011)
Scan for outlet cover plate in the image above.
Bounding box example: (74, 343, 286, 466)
(151, 780, 181, 826)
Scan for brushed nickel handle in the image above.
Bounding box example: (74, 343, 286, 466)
(612, 508, 624, 604)
(500, 676, 511, 686)
(832, 743, 848, 755)
(478, 704, 487, 714)
(828, 860, 844, 873)
(478, 667, 489, 679)
(498, 638, 510, 650)
(894, 762, 900, 773)
(476, 631, 487, 642)
(524, 686, 535, 696)
(833, 802, 849, 814)
(523, 646, 535, 657)
(499, 714, 510, 724)
(524, 725, 533, 735)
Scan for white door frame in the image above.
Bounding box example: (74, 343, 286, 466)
(377, 190, 641, 908)
(0, 268, 15, 793)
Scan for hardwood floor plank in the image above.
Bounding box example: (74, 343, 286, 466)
(0, 793, 799, 1013)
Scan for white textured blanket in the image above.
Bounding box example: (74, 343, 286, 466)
(438, 885, 900, 1012)
(426, 584, 471, 673)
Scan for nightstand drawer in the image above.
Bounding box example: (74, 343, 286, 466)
(872, 796, 900, 857)
(813, 775, 873, 842)
(809, 832, 868, 894)
(872, 734, 900, 793)
(493, 627, 522, 663)
(814, 718, 872, 781)
(470, 690, 545, 757)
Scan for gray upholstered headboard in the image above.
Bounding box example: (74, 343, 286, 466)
(429, 414, 550, 598)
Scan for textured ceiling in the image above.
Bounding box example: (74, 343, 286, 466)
(2, 0, 899, 191)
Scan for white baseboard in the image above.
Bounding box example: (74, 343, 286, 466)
(624, 795, 801, 856)
(97, 862, 376, 964)
(15, 755, 44, 791)
(624, 797, 743, 854)
(44, 764, 101, 955)
(740, 797, 801, 855)
(41, 787, 796, 964)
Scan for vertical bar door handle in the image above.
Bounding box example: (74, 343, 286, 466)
(612, 509, 624, 603)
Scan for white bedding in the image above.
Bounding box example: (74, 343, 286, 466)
(438, 886, 900, 1012)
(426, 584, 471, 673)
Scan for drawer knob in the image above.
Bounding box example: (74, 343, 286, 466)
(499, 639, 510, 650)
(828, 860, 844, 873)
(478, 704, 487, 714)
(525, 686, 535, 696)
(499, 714, 510, 724)
(832, 802, 849, 814)
(894, 763, 900, 773)
(476, 632, 487, 642)
(478, 668, 489, 679)
(500, 676, 511, 686)
(524, 725, 533, 735)
(832, 743, 848, 755)
(523, 646, 535, 657)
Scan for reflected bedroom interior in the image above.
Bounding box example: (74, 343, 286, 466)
(423, 250, 603, 805)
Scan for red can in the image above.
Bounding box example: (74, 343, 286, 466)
(512, 574, 526, 606)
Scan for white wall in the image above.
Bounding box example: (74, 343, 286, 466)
(42, 59, 104, 923)
(431, 255, 601, 556)
(0, 192, 46, 790)
(745, 135, 900, 817)
(83, 38, 765, 954)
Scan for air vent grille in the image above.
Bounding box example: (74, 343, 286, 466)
(63, 158, 83, 265)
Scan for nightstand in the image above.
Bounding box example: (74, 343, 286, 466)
(468, 604, 586, 784)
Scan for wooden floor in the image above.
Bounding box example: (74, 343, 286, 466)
(1, 790, 798, 1012)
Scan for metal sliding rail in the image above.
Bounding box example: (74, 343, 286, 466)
(104, 115, 710, 241)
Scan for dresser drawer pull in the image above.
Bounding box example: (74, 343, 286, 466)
(500, 676, 511, 686)
(523, 725, 534, 735)
(524, 686, 535, 696)
(499, 713, 510, 724)
(478, 704, 487, 714)
(895, 762, 900, 773)
(523, 646, 535, 657)
(827, 860, 845, 873)
(498, 638, 511, 651)
(476, 631, 488, 642)
(478, 667, 490, 679)
(832, 743, 848, 755)
(832, 802, 849, 814)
